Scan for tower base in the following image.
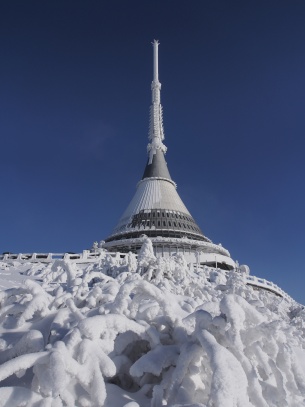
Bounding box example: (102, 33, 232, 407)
(103, 235, 235, 270)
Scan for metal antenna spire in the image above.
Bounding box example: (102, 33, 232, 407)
(153, 39, 159, 82)
(147, 40, 167, 164)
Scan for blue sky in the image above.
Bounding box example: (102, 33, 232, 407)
(1, 1, 305, 303)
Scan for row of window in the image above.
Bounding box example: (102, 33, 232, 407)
(138, 210, 194, 223)
(136, 219, 200, 232)
(113, 210, 202, 235)
(106, 229, 208, 243)
(114, 221, 200, 234)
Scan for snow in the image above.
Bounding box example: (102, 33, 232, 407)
(1, 245, 305, 406)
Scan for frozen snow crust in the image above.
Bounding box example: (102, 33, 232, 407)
(1, 238, 305, 407)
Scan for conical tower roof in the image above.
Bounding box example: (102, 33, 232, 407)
(103, 41, 234, 270)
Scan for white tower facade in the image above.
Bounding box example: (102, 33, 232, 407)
(103, 41, 235, 270)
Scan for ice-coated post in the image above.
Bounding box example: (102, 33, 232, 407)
(153, 40, 159, 81)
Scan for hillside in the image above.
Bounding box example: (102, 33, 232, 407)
(0, 238, 305, 407)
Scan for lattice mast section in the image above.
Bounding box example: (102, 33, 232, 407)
(148, 40, 167, 164)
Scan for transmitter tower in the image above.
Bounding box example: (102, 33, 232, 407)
(104, 41, 234, 270)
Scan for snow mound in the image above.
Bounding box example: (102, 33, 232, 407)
(0, 248, 305, 407)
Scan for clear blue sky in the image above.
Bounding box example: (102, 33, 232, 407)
(1, 1, 305, 303)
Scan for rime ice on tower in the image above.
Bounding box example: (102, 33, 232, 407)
(104, 41, 235, 270)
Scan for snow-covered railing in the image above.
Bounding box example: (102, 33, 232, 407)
(197, 264, 295, 303)
(0, 250, 127, 264)
(244, 274, 294, 303)
(0, 252, 294, 303)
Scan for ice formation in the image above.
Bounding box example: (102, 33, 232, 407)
(0, 243, 305, 407)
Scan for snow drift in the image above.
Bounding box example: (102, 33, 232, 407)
(0, 238, 305, 407)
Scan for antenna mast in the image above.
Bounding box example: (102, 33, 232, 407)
(147, 40, 167, 163)
(153, 39, 159, 82)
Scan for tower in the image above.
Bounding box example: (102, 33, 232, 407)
(103, 41, 235, 270)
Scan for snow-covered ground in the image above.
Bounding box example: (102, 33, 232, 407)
(0, 237, 305, 407)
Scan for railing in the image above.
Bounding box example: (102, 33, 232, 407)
(244, 274, 294, 303)
(195, 264, 295, 303)
(0, 252, 295, 303)
(0, 250, 125, 264)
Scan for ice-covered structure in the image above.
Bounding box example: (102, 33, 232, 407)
(104, 41, 235, 270)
